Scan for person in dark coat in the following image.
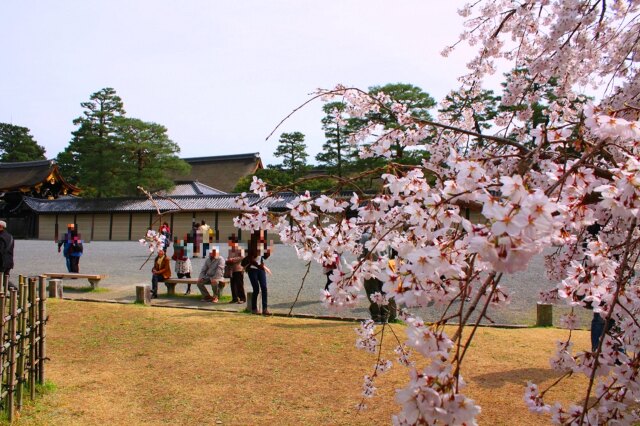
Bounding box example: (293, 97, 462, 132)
(0, 220, 15, 288)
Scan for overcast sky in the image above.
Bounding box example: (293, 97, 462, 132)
(0, 1, 489, 166)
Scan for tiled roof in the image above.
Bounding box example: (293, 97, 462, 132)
(177, 153, 264, 192)
(0, 159, 80, 195)
(23, 193, 295, 214)
(156, 181, 226, 196)
(182, 153, 261, 163)
(0, 160, 56, 190)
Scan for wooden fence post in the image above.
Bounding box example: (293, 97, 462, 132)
(136, 285, 151, 305)
(16, 279, 27, 410)
(38, 276, 47, 384)
(536, 303, 553, 327)
(0, 288, 5, 408)
(7, 289, 17, 421)
(28, 277, 37, 400)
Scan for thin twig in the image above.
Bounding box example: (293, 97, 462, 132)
(288, 261, 312, 316)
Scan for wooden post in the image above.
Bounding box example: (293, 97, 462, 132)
(536, 303, 553, 327)
(7, 289, 17, 421)
(135, 285, 151, 305)
(16, 280, 27, 410)
(48, 279, 63, 298)
(38, 276, 47, 384)
(0, 288, 5, 408)
(28, 278, 36, 400)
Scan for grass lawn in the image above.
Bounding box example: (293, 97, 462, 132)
(12, 300, 591, 425)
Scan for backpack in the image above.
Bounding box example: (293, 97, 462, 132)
(72, 240, 83, 254)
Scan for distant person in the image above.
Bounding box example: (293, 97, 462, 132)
(246, 231, 272, 315)
(68, 229, 84, 273)
(192, 222, 201, 258)
(57, 223, 75, 272)
(360, 230, 396, 323)
(199, 220, 211, 243)
(0, 220, 15, 289)
(151, 249, 171, 299)
(159, 222, 172, 252)
(226, 235, 246, 304)
(322, 253, 342, 291)
(172, 246, 193, 295)
(197, 248, 225, 303)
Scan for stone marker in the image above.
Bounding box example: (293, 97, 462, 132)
(246, 291, 253, 311)
(246, 292, 263, 313)
(48, 279, 63, 298)
(536, 303, 553, 327)
(136, 285, 151, 305)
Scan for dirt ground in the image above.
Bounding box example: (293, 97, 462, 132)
(13, 300, 591, 425)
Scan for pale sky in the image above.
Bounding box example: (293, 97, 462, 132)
(0, 1, 485, 166)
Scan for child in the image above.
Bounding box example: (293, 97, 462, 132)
(172, 248, 192, 295)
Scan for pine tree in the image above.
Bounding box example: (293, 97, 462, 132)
(274, 131, 308, 181)
(0, 123, 46, 162)
(315, 102, 357, 177)
(57, 88, 125, 197)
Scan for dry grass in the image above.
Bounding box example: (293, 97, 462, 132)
(12, 300, 591, 425)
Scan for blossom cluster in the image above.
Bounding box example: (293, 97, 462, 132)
(234, 0, 640, 424)
(138, 229, 167, 253)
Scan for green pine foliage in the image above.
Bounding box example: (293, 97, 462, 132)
(56, 88, 189, 198)
(0, 123, 46, 162)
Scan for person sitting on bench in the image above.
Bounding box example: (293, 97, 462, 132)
(151, 249, 171, 299)
(197, 248, 225, 303)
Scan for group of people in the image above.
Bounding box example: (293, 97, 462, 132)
(150, 230, 273, 315)
(159, 220, 214, 257)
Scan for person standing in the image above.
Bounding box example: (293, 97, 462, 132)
(151, 249, 171, 299)
(172, 247, 193, 295)
(199, 220, 211, 255)
(246, 231, 271, 315)
(159, 222, 172, 252)
(226, 236, 246, 304)
(57, 224, 74, 272)
(68, 230, 83, 273)
(0, 220, 14, 288)
(192, 222, 201, 258)
(360, 229, 396, 323)
(197, 248, 225, 303)
(199, 220, 210, 241)
(322, 253, 341, 291)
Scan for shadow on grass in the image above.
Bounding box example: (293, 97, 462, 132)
(273, 322, 352, 329)
(63, 286, 110, 293)
(162, 294, 233, 303)
(270, 300, 319, 309)
(472, 367, 560, 388)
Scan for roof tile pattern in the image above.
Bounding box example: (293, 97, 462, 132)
(179, 153, 263, 192)
(23, 193, 295, 214)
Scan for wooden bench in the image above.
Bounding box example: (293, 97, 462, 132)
(163, 278, 229, 296)
(43, 273, 107, 289)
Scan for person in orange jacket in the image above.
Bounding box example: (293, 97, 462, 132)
(151, 248, 171, 299)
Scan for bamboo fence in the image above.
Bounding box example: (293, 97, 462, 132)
(0, 274, 48, 422)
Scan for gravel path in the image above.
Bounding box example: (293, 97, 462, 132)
(12, 240, 590, 327)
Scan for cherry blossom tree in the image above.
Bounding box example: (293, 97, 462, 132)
(237, 1, 640, 424)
